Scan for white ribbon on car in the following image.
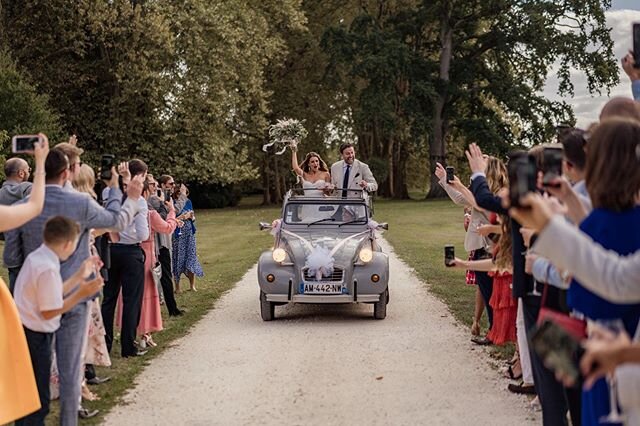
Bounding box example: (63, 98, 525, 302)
(278, 222, 380, 280)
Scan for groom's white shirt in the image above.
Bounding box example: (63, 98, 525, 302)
(331, 159, 378, 194)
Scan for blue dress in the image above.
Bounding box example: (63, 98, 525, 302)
(172, 199, 204, 282)
(568, 206, 640, 426)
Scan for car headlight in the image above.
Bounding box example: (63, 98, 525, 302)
(272, 248, 287, 263)
(359, 247, 373, 263)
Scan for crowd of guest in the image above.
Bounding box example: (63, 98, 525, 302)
(0, 137, 203, 425)
(440, 51, 640, 425)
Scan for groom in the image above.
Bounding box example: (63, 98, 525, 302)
(331, 143, 378, 197)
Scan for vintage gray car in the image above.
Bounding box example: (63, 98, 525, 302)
(257, 189, 389, 321)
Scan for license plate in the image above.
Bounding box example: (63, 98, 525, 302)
(302, 282, 343, 294)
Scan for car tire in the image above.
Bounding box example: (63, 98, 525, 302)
(373, 289, 388, 320)
(260, 290, 275, 321)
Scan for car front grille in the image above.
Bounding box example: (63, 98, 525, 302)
(303, 267, 344, 282)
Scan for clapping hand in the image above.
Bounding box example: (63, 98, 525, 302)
(78, 255, 102, 280)
(78, 276, 104, 298)
(68, 134, 78, 146)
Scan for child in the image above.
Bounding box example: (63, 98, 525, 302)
(13, 216, 103, 425)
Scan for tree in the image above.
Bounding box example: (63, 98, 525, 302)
(322, 0, 618, 198)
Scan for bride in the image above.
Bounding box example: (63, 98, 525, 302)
(291, 148, 333, 220)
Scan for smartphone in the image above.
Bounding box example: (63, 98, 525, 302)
(11, 135, 41, 154)
(542, 147, 563, 188)
(164, 189, 172, 201)
(530, 320, 583, 383)
(100, 154, 115, 181)
(508, 153, 537, 208)
(634, 23, 640, 69)
(444, 245, 455, 267)
(156, 189, 162, 198)
(446, 166, 455, 183)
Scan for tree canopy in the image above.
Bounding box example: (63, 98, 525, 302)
(0, 0, 619, 203)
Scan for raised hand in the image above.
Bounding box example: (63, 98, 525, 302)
(68, 134, 78, 146)
(118, 162, 131, 185)
(33, 133, 50, 168)
(434, 162, 446, 181)
(465, 143, 487, 174)
(126, 175, 144, 200)
(622, 50, 640, 81)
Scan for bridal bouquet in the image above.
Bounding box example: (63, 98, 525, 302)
(262, 118, 308, 155)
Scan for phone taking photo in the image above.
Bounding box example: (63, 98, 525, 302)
(11, 135, 42, 154)
(542, 147, 563, 188)
(100, 155, 115, 181)
(164, 189, 172, 201)
(508, 153, 537, 208)
(444, 245, 455, 267)
(446, 166, 455, 184)
(530, 320, 584, 384)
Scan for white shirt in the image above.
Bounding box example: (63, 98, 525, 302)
(14, 244, 64, 333)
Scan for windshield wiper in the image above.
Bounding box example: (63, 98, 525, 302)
(307, 217, 336, 227)
(338, 219, 367, 227)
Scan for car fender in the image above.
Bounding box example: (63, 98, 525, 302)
(257, 251, 295, 295)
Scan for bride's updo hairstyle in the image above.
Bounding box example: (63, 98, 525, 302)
(300, 152, 329, 173)
(485, 156, 508, 195)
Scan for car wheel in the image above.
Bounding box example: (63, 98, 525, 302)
(373, 289, 388, 320)
(260, 290, 275, 321)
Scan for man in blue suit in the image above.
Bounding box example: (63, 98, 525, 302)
(4, 148, 143, 426)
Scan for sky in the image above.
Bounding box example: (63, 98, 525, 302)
(542, 1, 640, 127)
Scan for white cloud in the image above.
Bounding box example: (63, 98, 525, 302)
(541, 10, 640, 128)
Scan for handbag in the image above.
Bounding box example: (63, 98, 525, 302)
(151, 262, 162, 287)
(537, 282, 587, 340)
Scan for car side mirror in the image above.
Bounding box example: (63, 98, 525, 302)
(259, 222, 272, 231)
(377, 222, 389, 230)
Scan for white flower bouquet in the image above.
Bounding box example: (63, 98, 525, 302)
(262, 118, 308, 155)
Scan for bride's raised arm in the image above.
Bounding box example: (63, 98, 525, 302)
(291, 146, 304, 177)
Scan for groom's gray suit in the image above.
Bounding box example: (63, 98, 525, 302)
(331, 159, 378, 196)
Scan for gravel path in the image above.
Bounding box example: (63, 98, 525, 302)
(104, 239, 538, 425)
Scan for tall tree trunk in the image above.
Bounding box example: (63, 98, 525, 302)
(272, 155, 283, 203)
(427, 6, 452, 199)
(262, 154, 271, 205)
(386, 136, 395, 198)
(392, 139, 409, 199)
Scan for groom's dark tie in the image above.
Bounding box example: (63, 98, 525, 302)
(342, 164, 351, 197)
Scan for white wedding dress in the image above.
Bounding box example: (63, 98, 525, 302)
(300, 179, 332, 222)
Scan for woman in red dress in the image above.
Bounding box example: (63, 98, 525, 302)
(451, 215, 517, 345)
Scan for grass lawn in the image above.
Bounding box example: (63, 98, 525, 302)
(4, 196, 510, 425)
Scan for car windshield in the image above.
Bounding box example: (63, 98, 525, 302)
(284, 202, 368, 225)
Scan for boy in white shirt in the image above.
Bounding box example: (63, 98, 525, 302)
(14, 216, 103, 425)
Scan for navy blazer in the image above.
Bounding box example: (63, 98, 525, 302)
(470, 175, 535, 298)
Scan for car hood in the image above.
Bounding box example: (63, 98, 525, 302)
(281, 231, 369, 266)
